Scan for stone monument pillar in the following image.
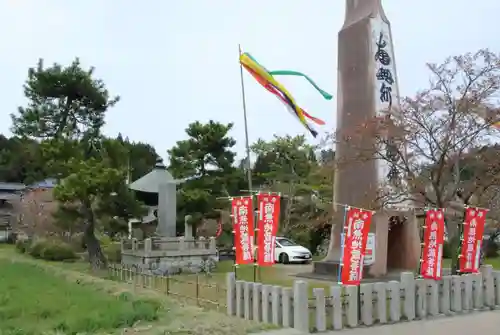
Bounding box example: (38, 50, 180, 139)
(313, 0, 420, 278)
(157, 180, 177, 237)
(129, 158, 178, 238)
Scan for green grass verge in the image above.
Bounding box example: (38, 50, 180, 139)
(0, 259, 161, 334)
(0, 246, 277, 335)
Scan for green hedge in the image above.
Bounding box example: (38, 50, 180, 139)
(16, 238, 78, 262)
(15, 239, 30, 253)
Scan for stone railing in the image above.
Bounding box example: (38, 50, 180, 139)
(121, 236, 217, 256)
(226, 265, 500, 333)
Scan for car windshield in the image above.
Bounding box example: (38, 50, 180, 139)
(277, 238, 297, 247)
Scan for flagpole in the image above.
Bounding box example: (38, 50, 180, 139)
(238, 44, 253, 193)
(239, 44, 258, 282)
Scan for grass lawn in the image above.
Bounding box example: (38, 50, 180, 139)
(0, 259, 162, 334)
(0, 247, 277, 335)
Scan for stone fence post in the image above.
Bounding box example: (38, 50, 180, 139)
(226, 272, 236, 316)
(198, 236, 206, 249)
(293, 280, 309, 332)
(178, 236, 186, 250)
(144, 238, 152, 256)
(209, 236, 216, 251)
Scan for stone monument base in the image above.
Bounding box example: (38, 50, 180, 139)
(121, 236, 218, 275)
(295, 260, 403, 283)
(313, 260, 372, 278)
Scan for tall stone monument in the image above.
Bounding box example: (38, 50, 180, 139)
(313, 0, 420, 278)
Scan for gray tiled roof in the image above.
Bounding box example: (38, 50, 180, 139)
(128, 159, 177, 193)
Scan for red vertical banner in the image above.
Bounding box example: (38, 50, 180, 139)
(256, 193, 281, 266)
(459, 207, 487, 273)
(420, 209, 446, 280)
(341, 208, 373, 285)
(231, 196, 255, 265)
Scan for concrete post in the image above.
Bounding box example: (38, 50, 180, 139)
(360, 283, 373, 326)
(400, 272, 415, 320)
(480, 265, 494, 308)
(293, 280, 309, 332)
(493, 271, 500, 305)
(252, 283, 262, 322)
(196, 236, 204, 249)
(262, 285, 272, 323)
(472, 273, 483, 309)
(463, 274, 473, 311)
(374, 282, 387, 323)
(226, 272, 236, 316)
(415, 278, 426, 318)
(427, 280, 439, 316)
(178, 236, 185, 251)
(144, 238, 152, 256)
(345, 285, 358, 327)
(281, 287, 293, 328)
(451, 275, 462, 312)
(244, 282, 253, 320)
(388, 281, 401, 322)
(236, 281, 244, 318)
(439, 276, 451, 315)
(184, 214, 193, 239)
(330, 285, 343, 330)
(313, 288, 326, 332)
(271, 286, 282, 326)
(209, 236, 216, 251)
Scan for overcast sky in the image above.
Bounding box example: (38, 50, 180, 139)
(0, 0, 498, 162)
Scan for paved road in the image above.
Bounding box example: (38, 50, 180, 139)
(256, 310, 500, 335)
(332, 311, 500, 334)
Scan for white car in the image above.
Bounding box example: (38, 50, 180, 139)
(274, 237, 312, 264)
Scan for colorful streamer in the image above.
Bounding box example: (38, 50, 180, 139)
(240, 52, 332, 137)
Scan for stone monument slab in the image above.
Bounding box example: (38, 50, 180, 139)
(314, 0, 420, 278)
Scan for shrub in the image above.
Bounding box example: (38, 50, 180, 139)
(6, 232, 17, 244)
(483, 238, 499, 258)
(41, 242, 78, 261)
(28, 239, 47, 258)
(15, 238, 30, 253)
(28, 239, 78, 261)
(98, 234, 112, 246)
(103, 242, 121, 263)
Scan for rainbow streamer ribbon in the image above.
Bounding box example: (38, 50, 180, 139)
(240, 52, 332, 137)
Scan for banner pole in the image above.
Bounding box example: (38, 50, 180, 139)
(455, 208, 466, 275)
(230, 200, 238, 280)
(337, 206, 348, 283)
(253, 206, 258, 282)
(238, 44, 257, 282)
(416, 209, 428, 278)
